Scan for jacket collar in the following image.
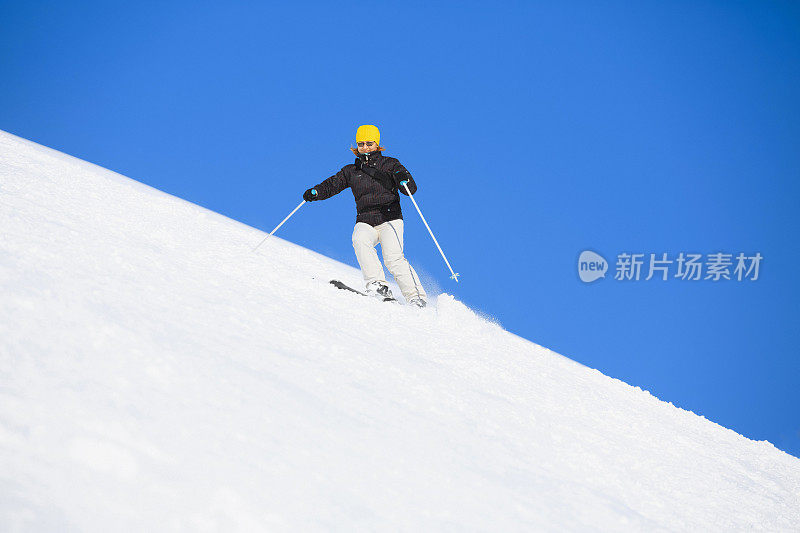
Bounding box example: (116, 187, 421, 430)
(357, 150, 383, 163)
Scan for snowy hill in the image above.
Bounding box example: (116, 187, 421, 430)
(1, 129, 798, 531)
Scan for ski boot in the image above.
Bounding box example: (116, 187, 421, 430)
(365, 281, 395, 302)
(409, 297, 427, 308)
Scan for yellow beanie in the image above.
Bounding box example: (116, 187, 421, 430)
(356, 124, 380, 144)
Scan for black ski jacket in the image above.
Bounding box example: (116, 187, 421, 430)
(312, 150, 418, 227)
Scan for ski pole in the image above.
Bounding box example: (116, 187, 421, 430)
(252, 200, 306, 252)
(401, 182, 460, 282)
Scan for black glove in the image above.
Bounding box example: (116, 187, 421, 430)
(392, 169, 411, 188)
(303, 188, 318, 202)
(353, 157, 363, 171)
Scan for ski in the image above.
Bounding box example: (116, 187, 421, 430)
(329, 280, 396, 302)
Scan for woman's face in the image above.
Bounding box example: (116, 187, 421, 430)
(357, 141, 377, 154)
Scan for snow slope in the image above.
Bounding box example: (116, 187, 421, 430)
(1, 129, 798, 531)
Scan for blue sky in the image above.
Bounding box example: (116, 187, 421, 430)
(2, 1, 798, 457)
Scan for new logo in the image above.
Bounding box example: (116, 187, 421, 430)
(578, 250, 607, 283)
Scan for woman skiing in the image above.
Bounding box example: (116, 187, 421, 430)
(303, 125, 428, 307)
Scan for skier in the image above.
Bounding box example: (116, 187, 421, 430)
(303, 125, 428, 308)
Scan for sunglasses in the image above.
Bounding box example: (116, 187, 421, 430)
(357, 141, 376, 147)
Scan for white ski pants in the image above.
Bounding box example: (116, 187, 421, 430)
(352, 220, 426, 302)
